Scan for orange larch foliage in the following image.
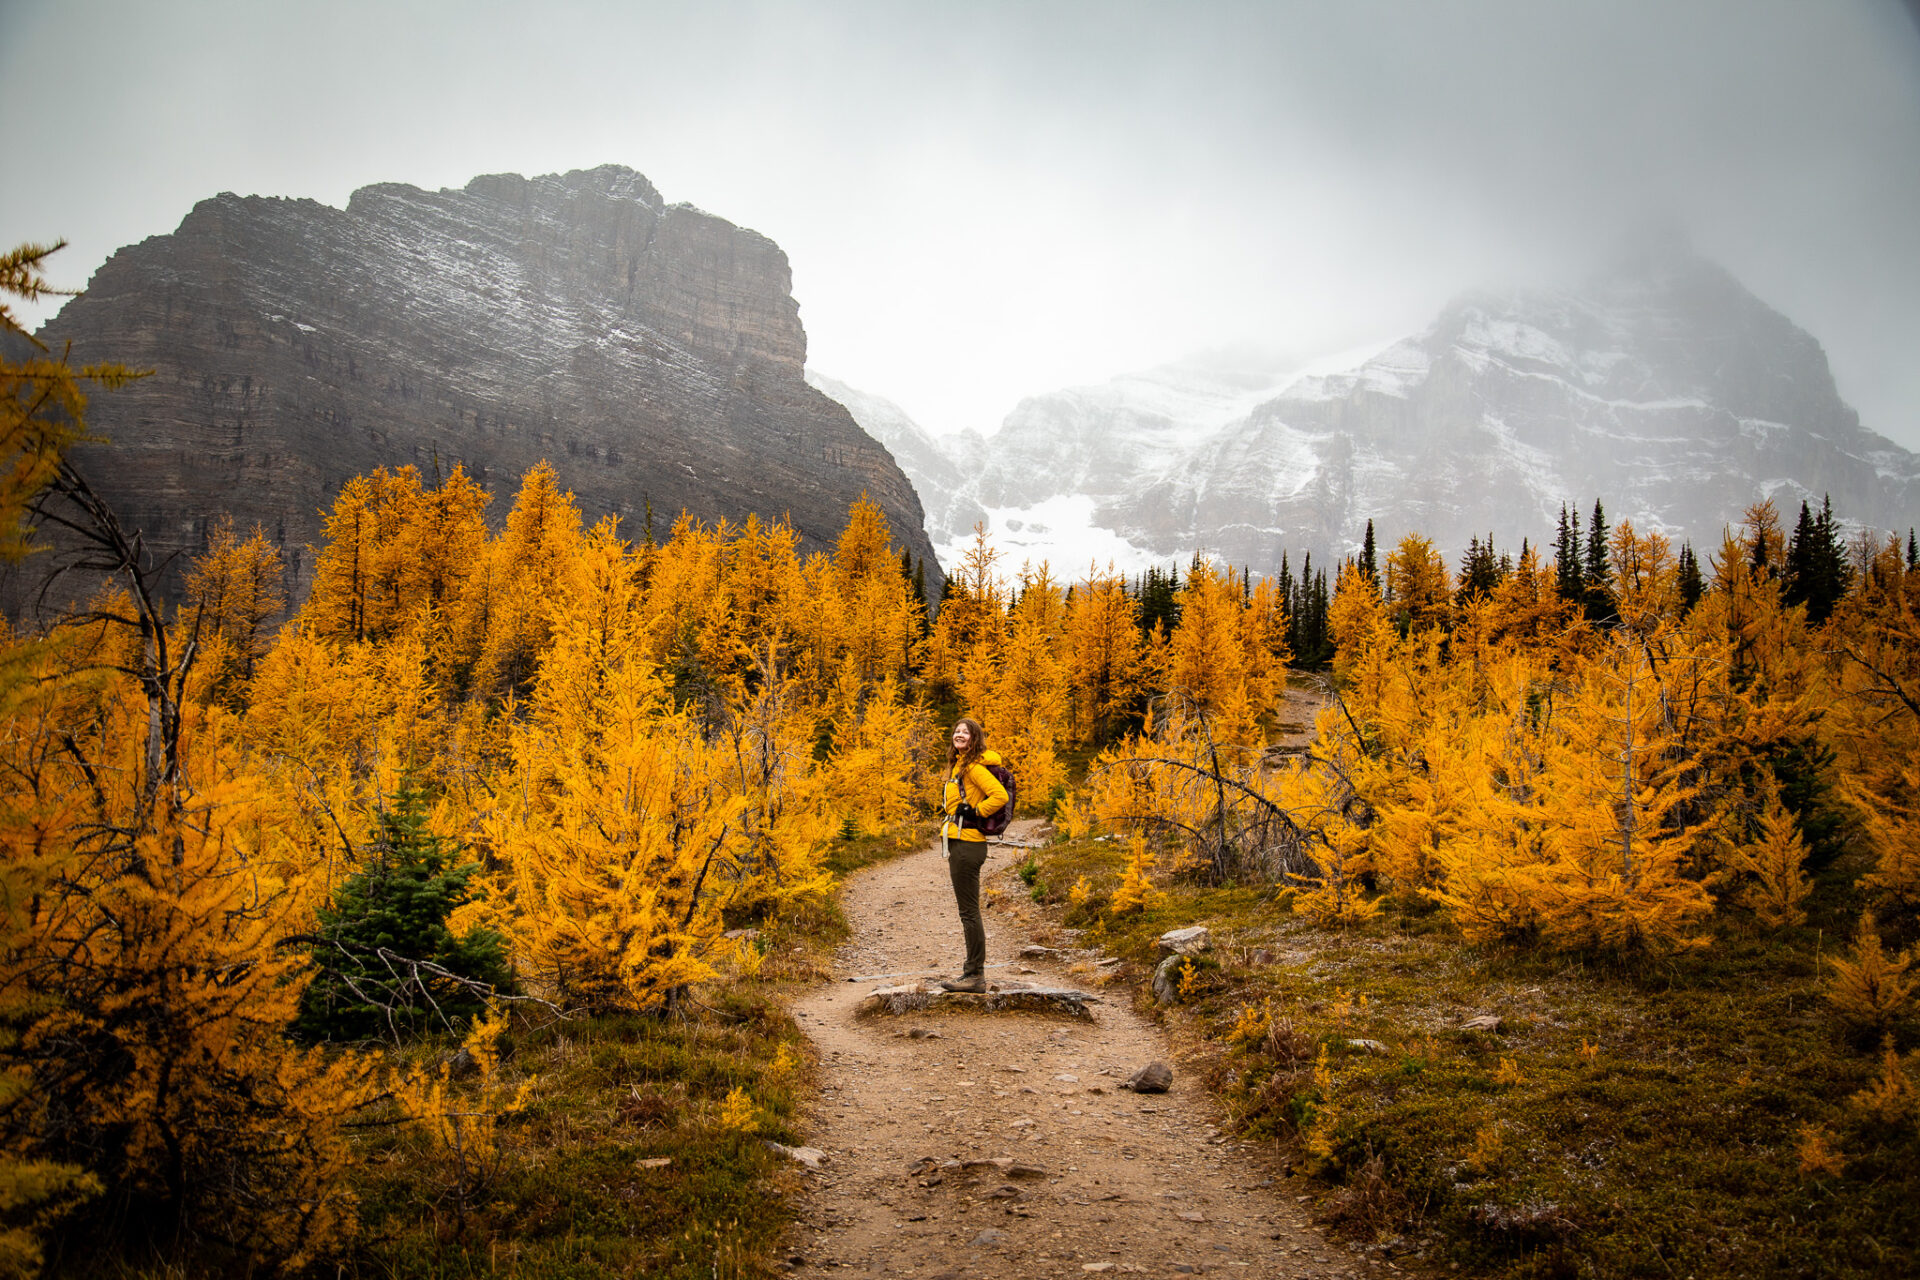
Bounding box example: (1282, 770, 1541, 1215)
(1063, 561, 1147, 746)
(1384, 533, 1452, 635)
(919, 523, 1007, 700)
(983, 563, 1071, 809)
(1827, 536, 1920, 903)
(182, 513, 286, 699)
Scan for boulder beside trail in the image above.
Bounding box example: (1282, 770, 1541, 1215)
(1123, 1061, 1174, 1093)
(1151, 954, 1187, 1005)
(1155, 926, 1212, 956)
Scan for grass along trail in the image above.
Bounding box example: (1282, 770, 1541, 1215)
(785, 821, 1366, 1279)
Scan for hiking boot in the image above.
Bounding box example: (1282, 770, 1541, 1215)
(939, 975, 987, 994)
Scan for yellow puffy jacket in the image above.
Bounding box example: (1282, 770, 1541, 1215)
(942, 751, 1008, 843)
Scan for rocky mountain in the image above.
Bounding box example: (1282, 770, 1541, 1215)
(804, 371, 978, 538)
(824, 241, 1919, 576)
(16, 165, 937, 612)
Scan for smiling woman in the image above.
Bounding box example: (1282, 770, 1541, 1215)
(938, 717, 1009, 991)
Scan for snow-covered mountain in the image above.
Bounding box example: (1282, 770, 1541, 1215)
(816, 240, 1920, 577)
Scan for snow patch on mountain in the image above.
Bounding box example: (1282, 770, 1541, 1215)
(934, 494, 1164, 580)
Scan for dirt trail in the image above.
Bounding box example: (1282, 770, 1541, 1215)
(785, 825, 1366, 1279)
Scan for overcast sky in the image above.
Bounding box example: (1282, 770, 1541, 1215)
(5, 0, 1919, 448)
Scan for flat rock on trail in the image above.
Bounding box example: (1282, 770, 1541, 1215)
(786, 823, 1367, 1278)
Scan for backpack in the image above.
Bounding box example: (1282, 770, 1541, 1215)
(976, 761, 1017, 837)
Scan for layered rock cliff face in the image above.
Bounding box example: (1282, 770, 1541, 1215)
(833, 242, 1919, 574)
(22, 166, 935, 610)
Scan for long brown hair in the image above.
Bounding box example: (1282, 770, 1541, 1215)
(947, 718, 986, 774)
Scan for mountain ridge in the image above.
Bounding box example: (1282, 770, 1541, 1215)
(14, 165, 938, 612)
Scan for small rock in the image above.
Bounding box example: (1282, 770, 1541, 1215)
(1178, 1210, 1207, 1222)
(986, 1184, 1022, 1199)
(1020, 945, 1061, 959)
(722, 927, 760, 941)
(906, 1027, 942, 1040)
(1124, 1061, 1174, 1093)
(1083, 1265, 1116, 1273)
(1008, 1163, 1047, 1179)
(637, 1156, 671, 1169)
(763, 1140, 829, 1171)
(1347, 1038, 1390, 1054)
(1151, 954, 1185, 1005)
(969, 1228, 1010, 1248)
(1096, 956, 1124, 968)
(1155, 925, 1213, 956)
(1462, 1014, 1504, 1033)
(1054, 1073, 1080, 1083)
(1249, 948, 1276, 966)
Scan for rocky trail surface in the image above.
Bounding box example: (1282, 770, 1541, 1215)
(783, 823, 1380, 1279)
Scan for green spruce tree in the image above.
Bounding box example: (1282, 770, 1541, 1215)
(1277, 552, 1297, 657)
(1583, 498, 1613, 621)
(1456, 533, 1502, 604)
(1781, 495, 1851, 625)
(1554, 503, 1584, 603)
(1677, 541, 1704, 611)
(294, 783, 515, 1045)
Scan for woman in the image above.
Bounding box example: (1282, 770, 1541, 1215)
(938, 718, 1008, 993)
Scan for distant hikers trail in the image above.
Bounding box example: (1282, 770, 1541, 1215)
(783, 821, 1369, 1279)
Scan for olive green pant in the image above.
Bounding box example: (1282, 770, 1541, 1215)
(947, 838, 988, 979)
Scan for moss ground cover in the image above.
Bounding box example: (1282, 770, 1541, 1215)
(1020, 833, 1919, 1280)
(342, 987, 812, 1280)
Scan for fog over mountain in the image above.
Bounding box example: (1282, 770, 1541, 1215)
(817, 240, 1920, 577)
